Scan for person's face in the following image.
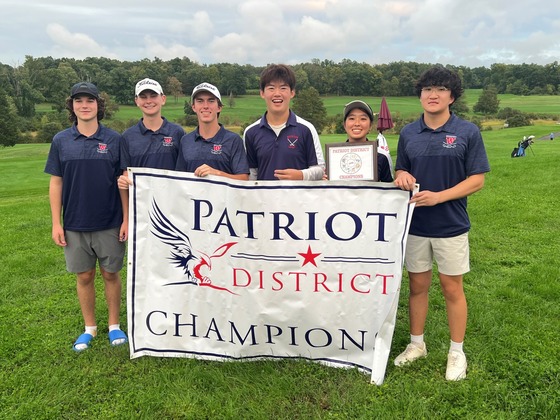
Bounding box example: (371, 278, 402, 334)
(344, 109, 372, 142)
(135, 90, 166, 116)
(72, 95, 98, 123)
(419, 86, 455, 116)
(191, 92, 222, 123)
(260, 80, 295, 114)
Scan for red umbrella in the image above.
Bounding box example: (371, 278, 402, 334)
(377, 96, 394, 133)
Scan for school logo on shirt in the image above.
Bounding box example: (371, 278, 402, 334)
(97, 143, 108, 154)
(286, 135, 299, 149)
(443, 135, 457, 149)
(162, 137, 174, 147)
(211, 145, 222, 155)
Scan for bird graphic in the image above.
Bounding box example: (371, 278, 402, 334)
(149, 199, 238, 294)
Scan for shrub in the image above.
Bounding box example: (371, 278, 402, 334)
(36, 121, 64, 143)
(506, 113, 533, 128)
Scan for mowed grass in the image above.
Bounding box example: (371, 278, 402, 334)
(1, 124, 560, 418)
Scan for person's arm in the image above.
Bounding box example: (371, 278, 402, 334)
(49, 175, 66, 247)
(409, 173, 486, 207)
(119, 179, 129, 242)
(274, 165, 324, 181)
(193, 164, 249, 180)
(242, 127, 259, 181)
(301, 165, 324, 180)
(300, 122, 326, 180)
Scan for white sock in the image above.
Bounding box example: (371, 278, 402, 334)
(410, 334, 424, 346)
(85, 325, 98, 337)
(450, 340, 464, 354)
(109, 324, 126, 345)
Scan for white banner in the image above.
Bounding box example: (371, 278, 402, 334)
(127, 168, 416, 385)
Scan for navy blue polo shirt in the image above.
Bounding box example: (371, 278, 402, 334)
(44, 124, 123, 232)
(243, 111, 320, 180)
(175, 124, 249, 175)
(396, 113, 490, 238)
(120, 117, 185, 170)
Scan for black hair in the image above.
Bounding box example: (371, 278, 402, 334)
(259, 64, 296, 91)
(414, 66, 463, 101)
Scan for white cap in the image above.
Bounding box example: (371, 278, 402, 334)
(135, 78, 164, 96)
(191, 82, 221, 103)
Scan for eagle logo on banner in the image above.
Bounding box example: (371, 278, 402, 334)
(149, 200, 238, 294)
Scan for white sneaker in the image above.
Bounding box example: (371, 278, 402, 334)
(394, 342, 427, 366)
(446, 350, 467, 381)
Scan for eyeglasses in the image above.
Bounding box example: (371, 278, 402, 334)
(421, 86, 449, 93)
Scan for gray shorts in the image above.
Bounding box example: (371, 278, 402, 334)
(64, 228, 125, 274)
(404, 232, 470, 276)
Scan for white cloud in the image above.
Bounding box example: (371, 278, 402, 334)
(45, 23, 119, 59)
(143, 36, 201, 62)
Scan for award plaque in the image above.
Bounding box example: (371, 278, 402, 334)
(325, 141, 378, 181)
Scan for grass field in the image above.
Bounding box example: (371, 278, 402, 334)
(1, 124, 559, 418)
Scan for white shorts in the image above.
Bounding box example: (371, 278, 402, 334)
(404, 233, 470, 276)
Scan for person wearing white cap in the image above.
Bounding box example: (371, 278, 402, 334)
(175, 82, 249, 180)
(341, 100, 393, 182)
(117, 77, 185, 187)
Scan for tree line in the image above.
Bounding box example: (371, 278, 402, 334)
(1, 56, 559, 146)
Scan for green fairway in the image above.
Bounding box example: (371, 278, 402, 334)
(1, 126, 559, 418)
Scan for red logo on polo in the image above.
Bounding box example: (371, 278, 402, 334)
(445, 135, 456, 145)
(163, 137, 173, 147)
(287, 135, 299, 148)
(211, 145, 222, 155)
(97, 143, 108, 153)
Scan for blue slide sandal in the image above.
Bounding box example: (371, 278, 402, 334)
(73, 333, 94, 352)
(108, 329, 128, 346)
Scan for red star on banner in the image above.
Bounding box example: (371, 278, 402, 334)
(298, 245, 321, 267)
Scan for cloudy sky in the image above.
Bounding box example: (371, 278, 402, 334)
(2, 0, 559, 68)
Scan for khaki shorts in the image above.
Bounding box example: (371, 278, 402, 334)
(64, 228, 125, 274)
(404, 233, 470, 276)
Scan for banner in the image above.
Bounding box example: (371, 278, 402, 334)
(127, 168, 416, 385)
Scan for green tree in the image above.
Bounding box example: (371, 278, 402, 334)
(292, 87, 328, 133)
(451, 95, 470, 119)
(473, 84, 500, 115)
(45, 62, 79, 112)
(166, 76, 183, 103)
(0, 90, 21, 147)
(2, 63, 44, 117)
(100, 92, 119, 120)
(219, 63, 247, 96)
